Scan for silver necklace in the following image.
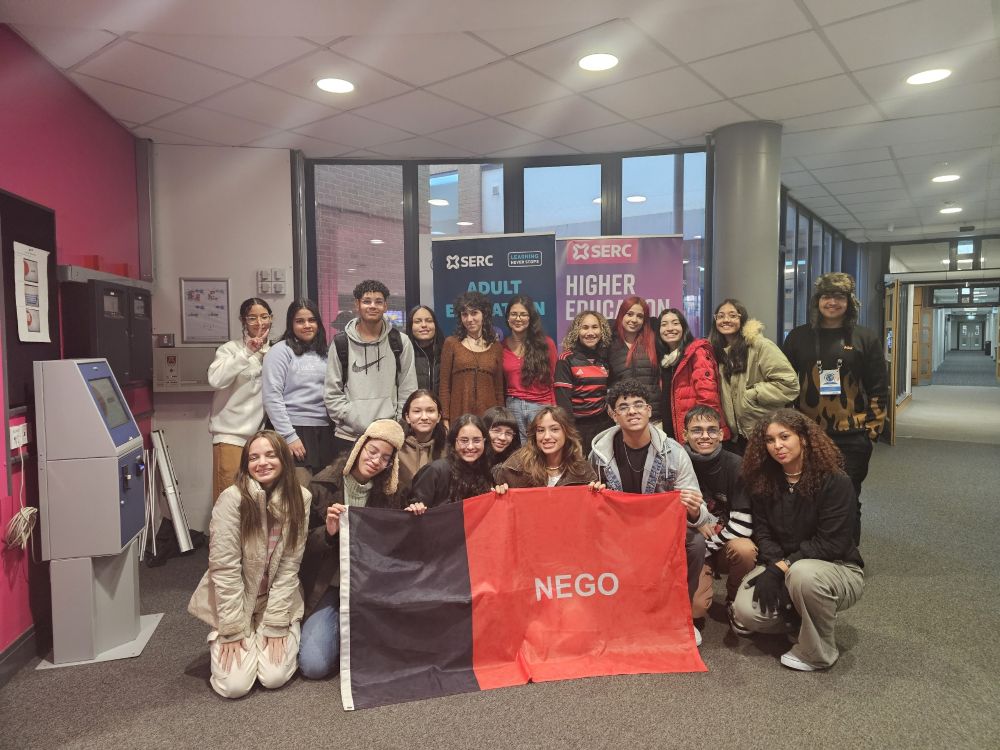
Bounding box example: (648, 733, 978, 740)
(623, 442, 647, 473)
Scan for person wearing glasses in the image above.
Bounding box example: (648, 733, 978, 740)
(589, 379, 710, 645)
(709, 298, 799, 455)
(208, 297, 274, 502)
(298, 419, 412, 679)
(656, 307, 729, 442)
(502, 295, 558, 443)
(439, 292, 504, 430)
(408, 414, 499, 506)
(481, 405, 521, 475)
(781, 273, 886, 545)
(681, 405, 755, 623)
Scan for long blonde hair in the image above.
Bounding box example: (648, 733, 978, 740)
(234, 430, 305, 550)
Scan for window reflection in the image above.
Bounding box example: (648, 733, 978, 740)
(524, 164, 601, 237)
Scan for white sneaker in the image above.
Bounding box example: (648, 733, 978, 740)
(780, 651, 823, 672)
(694, 627, 702, 647)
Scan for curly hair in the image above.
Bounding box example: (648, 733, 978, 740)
(451, 291, 498, 344)
(742, 409, 846, 501)
(509, 406, 590, 487)
(614, 296, 657, 369)
(561, 310, 612, 353)
(235, 431, 306, 549)
(445, 414, 494, 503)
(708, 298, 749, 378)
(353, 279, 390, 300)
(504, 295, 552, 387)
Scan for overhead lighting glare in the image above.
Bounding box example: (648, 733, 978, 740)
(941, 259, 951, 265)
(316, 77, 355, 93)
(428, 198, 449, 206)
(369, 239, 384, 244)
(578, 53, 619, 72)
(592, 197, 602, 204)
(456, 221, 474, 226)
(625, 195, 647, 203)
(906, 68, 951, 85)
(932, 174, 960, 183)
(940, 206, 962, 214)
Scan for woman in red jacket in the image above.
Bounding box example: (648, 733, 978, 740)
(656, 308, 730, 441)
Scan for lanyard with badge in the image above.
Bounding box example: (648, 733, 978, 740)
(815, 334, 844, 396)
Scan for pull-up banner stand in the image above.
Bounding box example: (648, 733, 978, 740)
(431, 233, 557, 340)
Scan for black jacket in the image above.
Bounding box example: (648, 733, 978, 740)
(412, 340, 440, 395)
(409, 457, 492, 507)
(608, 338, 662, 422)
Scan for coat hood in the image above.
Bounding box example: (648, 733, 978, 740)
(344, 315, 392, 345)
(740, 318, 765, 345)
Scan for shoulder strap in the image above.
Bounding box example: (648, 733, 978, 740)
(334, 331, 349, 385)
(387, 327, 403, 377)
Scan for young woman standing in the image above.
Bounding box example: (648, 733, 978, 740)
(396, 389, 447, 499)
(188, 431, 309, 698)
(501, 295, 557, 442)
(406, 305, 443, 395)
(438, 292, 504, 429)
(554, 310, 613, 455)
(262, 299, 334, 484)
(208, 297, 272, 502)
(608, 296, 662, 425)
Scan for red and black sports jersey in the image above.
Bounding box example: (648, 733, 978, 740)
(554, 345, 610, 419)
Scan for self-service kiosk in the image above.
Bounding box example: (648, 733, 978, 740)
(35, 358, 161, 666)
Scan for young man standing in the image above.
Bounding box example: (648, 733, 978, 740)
(681, 405, 756, 623)
(325, 280, 418, 453)
(781, 273, 887, 544)
(589, 379, 710, 645)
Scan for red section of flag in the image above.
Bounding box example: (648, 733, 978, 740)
(463, 487, 705, 689)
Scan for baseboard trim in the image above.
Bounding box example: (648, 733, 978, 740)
(0, 627, 36, 689)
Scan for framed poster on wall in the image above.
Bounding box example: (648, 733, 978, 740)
(180, 277, 230, 343)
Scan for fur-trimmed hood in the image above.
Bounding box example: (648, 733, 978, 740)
(739, 318, 765, 345)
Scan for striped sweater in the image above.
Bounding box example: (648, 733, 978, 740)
(684, 444, 753, 554)
(554, 343, 610, 420)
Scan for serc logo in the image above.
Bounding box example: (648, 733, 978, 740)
(566, 239, 639, 265)
(446, 254, 494, 270)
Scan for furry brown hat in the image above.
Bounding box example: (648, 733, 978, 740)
(809, 272, 860, 328)
(342, 419, 405, 495)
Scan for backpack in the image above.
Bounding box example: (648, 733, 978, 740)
(334, 328, 404, 385)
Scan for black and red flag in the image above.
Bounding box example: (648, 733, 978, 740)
(338, 486, 705, 710)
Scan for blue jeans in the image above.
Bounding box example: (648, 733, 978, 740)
(298, 589, 340, 679)
(506, 397, 548, 444)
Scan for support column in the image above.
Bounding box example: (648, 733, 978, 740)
(711, 121, 782, 340)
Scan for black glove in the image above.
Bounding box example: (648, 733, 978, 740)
(746, 564, 786, 616)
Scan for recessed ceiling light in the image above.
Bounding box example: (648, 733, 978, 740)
(346, 268, 356, 272)
(626, 195, 647, 203)
(592, 197, 602, 204)
(932, 174, 960, 183)
(428, 198, 449, 206)
(906, 68, 951, 85)
(369, 239, 384, 244)
(693, 235, 702, 239)
(940, 206, 962, 214)
(316, 77, 355, 93)
(456, 221, 474, 226)
(431, 231, 445, 235)
(682, 259, 689, 264)
(578, 53, 618, 72)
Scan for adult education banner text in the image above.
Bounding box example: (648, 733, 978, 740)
(338, 486, 705, 710)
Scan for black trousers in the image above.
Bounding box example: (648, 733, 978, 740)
(832, 432, 873, 546)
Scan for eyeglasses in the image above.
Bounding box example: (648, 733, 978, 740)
(244, 314, 272, 323)
(688, 427, 721, 438)
(489, 427, 515, 439)
(456, 437, 484, 447)
(614, 401, 649, 415)
(508, 312, 530, 320)
(363, 444, 393, 467)
(715, 313, 741, 321)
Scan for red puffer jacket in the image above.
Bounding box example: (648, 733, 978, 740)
(666, 338, 730, 441)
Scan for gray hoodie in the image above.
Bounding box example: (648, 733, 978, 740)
(324, 316, 417, 441)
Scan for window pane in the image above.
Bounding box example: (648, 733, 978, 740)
(682, 152, 707, 241)
(524, 164, 601, 237)
(795, 213, 809, 324)
(622, 154, 675, 234)
(681, 152, 707, 332)
(983, 239, 1000, 269)
(314, 164, 406, 333)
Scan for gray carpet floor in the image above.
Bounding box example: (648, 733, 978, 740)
(931, 350, 998, 386)
(2, 438, 998, 750)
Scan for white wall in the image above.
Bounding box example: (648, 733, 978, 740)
(151, 145, 294, 531)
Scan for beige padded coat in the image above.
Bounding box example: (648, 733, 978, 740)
(188, 481, 311, 643)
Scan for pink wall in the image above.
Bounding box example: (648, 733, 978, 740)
(0, 25, 141, 654)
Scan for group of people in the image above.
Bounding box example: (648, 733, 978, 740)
(191, 271, 887, 697)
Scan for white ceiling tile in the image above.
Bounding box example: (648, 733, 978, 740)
(811, 161, 898, 183)
(353, 90, 485, 135)
(677, 136, 708, 147)
(824, 0, 996, 70)
(910, 190, 984, 209)
(780, 104, 883, 133)
(787, 184, 832, 199)
(471, 24, 593, 55)
(690, 32, 843, 97)
(132, 124, 221, 146)
(70, 73, 185, 124)
(555, 122, 666, 153)
(796, 147, 893, 170)
(895, 148, 991, 176)
(74, 40, 244, 103)
(129, 33, 316, 78)
(891, 136, 997, 159)
(840, 198, 916, 213)
(341, 149, 391, 159)
(199, 82, 339, 129)
(584, 67, 721, 120)
(879, 79, 1000, 120)
(781, 171, 817, 187)
(637, 0, 811, 63)
(487, 140, 583, 157)
(838, 188, 909, 205)
(427, 60, 573, 116)
(498, 96, 624, 138)
(331, 32, 502, 86)
(369, 137, 475, 158)
(515, 19, 677, 92)
(245, 132, 354, 157)
(13, 25, 118, 69)
(824, 176, 904, 194)
(426, 119, 542, 155)
(147, 106, 279, 145)
(258, 49, 412, 108)
(736, 75, 869, 121)
(802, 0, 905, 26)
(293, 113, 414, 148)
(852, 41, 1000, 102)
(638, 100, 750, 141)
(795, 196, 844, 209)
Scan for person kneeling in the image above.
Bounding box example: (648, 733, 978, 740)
(188, 431, 309, 698)
(731, 409, 864, 671)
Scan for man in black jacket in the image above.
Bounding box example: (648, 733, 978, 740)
(781, 272, 886, 544)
